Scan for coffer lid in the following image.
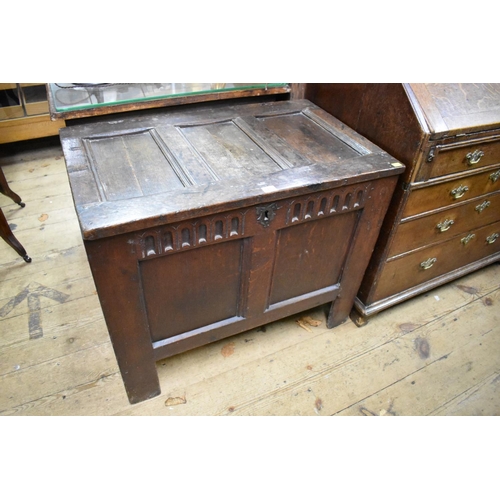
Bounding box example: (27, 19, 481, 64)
(60, 99, 404, 239)
(407, 83, 500, 138)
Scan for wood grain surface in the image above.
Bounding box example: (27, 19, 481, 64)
(0, 138, 499, 415)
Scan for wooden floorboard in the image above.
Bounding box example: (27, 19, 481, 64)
(1, 138, 499, 416)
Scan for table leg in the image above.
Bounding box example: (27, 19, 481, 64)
(0, 167, 25, 207)
(0, 207, 31, 262)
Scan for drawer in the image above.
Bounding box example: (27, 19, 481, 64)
(390, 191, 500, 257)
(25, 101, 49, 116)
(0, 104, 24, 121)
(426, 137, 500, 179)
(373, 220, 500, 301)
(403, 167, 500, 217)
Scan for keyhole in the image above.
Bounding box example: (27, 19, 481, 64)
(257, 203, 277, 227)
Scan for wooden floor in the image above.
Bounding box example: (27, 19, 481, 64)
(1, 137, 499, 416)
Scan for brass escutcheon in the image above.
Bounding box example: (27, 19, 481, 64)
(450, 185, 469, 199)
(437, 219, 454, 232)
(475, 200, 491, 214)
(461, 233, 475, 245)
(490, 170, 500, 183)
(465, 149, 484, 166)
(486, 233, 499, 244)
(420, 257, 437, 270)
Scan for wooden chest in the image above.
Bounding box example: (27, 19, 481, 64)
(59, 99, 404, 403)
(304, 84, 500, 324)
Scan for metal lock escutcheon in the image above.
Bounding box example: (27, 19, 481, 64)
(256, 203, 278, 227)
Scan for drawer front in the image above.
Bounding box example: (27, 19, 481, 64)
(373, 220, 500, 301)
(390, 191, 500, 257)
(403, 167, 500, 217)
(426, 137, 500, 179)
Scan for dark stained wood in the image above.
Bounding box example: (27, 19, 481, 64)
(326, 175, 399, 328)
(0, 167, 31, 262)
(0, 165, 25, 207)
(141, 238, 244, 341)
(61, 100, 394, 240)
(84, 234, 161, 404)
(304, 83, 428, 179)
(0, 207, 31, 263)
(60, 99, 404, 403)
(304, 84, 500, 325)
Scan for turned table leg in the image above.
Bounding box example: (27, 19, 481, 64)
(0, 166, 25, 207)
(0, 207, 31, 262)
(0, 167, 31, 262)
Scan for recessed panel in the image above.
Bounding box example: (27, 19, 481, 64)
(269, 212, 359, 305)
(84, 130, 186, 201)
(140, 239, 244, 342)
(258, 113, 360, 164)
(179, 121, 283, 180)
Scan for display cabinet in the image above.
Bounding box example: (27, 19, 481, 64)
(47, 83, 292, 120)
(0, 83, 65, 143)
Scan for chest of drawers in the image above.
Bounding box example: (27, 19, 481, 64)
(304, 83, 500, 325)
(59, 98, 404, 403)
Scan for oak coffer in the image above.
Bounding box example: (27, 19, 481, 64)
(59, 99, 404, 404)
(304, 84, 500, 325)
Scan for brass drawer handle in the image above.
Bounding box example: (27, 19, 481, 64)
(486, 233, 499, 244)
(475, 200, 491, 214)
(437, 219, 454, 232)
(461, 233, 475, 245)
(465, 149, 484, 166)
(490, 170, 500, 183)
(450, 185, 469, 199)
(420, 257, 437, 270)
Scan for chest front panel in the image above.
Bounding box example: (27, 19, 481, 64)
(129, 183, 368, 345)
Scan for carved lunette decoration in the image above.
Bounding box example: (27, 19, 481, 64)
(285, 186, 368, 225)
(136, 210, 248, 259)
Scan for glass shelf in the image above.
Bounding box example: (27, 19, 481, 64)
(47, 83, 289, 119)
